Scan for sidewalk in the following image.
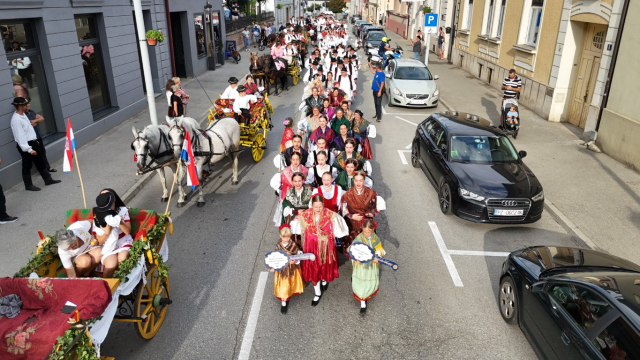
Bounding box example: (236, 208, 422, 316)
(389, 31, 640, 265)
(0, 53, 257, 277)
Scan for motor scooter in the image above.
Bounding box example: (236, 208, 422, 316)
(367, 45, 403, 69)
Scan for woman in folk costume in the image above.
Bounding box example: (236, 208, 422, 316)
(308, 115, 335, 151)
(330, 123, 355, 158)
(294, 195, 349, 306)
(350, 110, 376, 160)
(320, 98, 334, 122)
(270, 152, 309, 202)
(306, 150, 337, 188)
(323, 72, 334, 91)
(271, 224, 305, 314)
(335, 158, 373, 191)
(341, 171, 380, 253)
(340, 100, 354, 124)
(350, 219, 386, 314)
(306, 136, 336, 167)
(334, 138, 366, 172)
(330, 107, 351, 136)
(298, 105, 322, 149)
(328, 86, 346, 108)
(312, 171, 344, 214)
(279, 117, 295, 153)
(279, 171, 313, 227)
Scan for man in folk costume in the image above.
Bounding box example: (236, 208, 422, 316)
(303, 61, 320, 84)
(232, 85, 257, 126)
(220, 77, 240, 99)
(344, 55, 358, 83)
(295, 195, 349, 306)
(304, 52, 318, 70)
(313, 69, 327, 85)
(348, 48, 361, 70)
(333, 59, 348, 79)
(337, 68, 356, 102)
(283, 29, 294, 44)
(303, 86, 324, 115)
(281, 135, 309, 167)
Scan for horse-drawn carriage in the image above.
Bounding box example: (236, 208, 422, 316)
(3, 209, 171, 359)
(210, 93, 273, 162)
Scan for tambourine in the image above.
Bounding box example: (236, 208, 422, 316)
(348, 243, 398, 271)
(265, 250, 316, 271)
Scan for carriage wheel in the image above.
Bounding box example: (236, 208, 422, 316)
(135, 265, 170, 340)
(252, 132, 266, 162)
(292, 74, 299, 86)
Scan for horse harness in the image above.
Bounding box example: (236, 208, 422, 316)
(131, 127, 175, 173)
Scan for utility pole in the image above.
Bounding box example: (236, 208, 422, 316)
(133, 0, 158, 126)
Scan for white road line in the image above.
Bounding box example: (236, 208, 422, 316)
(238, 271, 269, 360)
(405, 143, 412, 149)
(395, 116, 419, 126)
(382, 107, 428, 116)
(448, 250, 510, 257)
(397, 150, 411, 165)
(428, 221, 464, 287)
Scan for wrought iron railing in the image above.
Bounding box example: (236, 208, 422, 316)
(225, 12, 275, 32)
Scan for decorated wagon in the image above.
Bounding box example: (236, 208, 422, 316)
(2, 209, 171, 359)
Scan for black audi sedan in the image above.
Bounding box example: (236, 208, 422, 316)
(499, 246, 640, 359)
(411, 111, 544, 223)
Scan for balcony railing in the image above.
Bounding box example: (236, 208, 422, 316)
(225, 12, 275, 32)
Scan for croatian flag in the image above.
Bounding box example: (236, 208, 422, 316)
(63, 118, 76, 173)
(180, 131, 199, 190)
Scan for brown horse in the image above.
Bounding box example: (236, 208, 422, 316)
(249, 52, 266, 88)
(263, 55, 288, 95)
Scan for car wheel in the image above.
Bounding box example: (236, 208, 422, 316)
(439, 182, 453, 215)
(499, 276, 518, 325)
(386, 91, 394, 107)
(411, 140, 420, 168)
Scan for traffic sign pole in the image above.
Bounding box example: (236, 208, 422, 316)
(423, 13, 438, 67)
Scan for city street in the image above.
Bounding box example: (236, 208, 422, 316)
(2, 27, 639, 360)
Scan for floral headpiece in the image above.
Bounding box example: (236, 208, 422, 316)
(279, 224, 291, 231)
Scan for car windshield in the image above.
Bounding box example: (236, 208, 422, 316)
(449, 135, 519, 164)
(394, 66, 433, 80)
(368, 32, 386, 41)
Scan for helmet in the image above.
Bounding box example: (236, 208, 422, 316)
(382, 37, 389, 43)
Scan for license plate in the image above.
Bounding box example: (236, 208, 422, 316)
(493, 209, 524, 216)
(409, 99, 424, 105)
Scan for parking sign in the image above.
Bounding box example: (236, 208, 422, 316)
(424, 13, 438, 27)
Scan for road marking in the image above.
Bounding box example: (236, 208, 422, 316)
(382, 107, 427, 116)
(448, 250, 510, 257)
(238, 271, 268, 360)
(405, 143, 412, 149)
(428, 221, 464, 287)
(397, 150, 411, 165)
(395, 116, 419, 126)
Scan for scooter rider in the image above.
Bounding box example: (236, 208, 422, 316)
(378, 37, 393, 67)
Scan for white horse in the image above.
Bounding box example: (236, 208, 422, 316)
(131, 124, 180, 202)
(175, 117, 241, 207)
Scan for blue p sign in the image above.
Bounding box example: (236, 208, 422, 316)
(424, 13, 438, 27)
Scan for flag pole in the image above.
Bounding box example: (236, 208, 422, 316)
(165, 160, 182, 214)
(73, 148, 87, 208)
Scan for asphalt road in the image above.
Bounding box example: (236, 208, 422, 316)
(96, 44, 583, 359)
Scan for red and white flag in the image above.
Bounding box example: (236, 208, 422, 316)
(180, 132, 199, 189)
(63, 118, 76, 173)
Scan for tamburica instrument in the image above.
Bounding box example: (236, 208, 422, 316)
(349, 243, 398, 271)
(265, 250, 316, 271)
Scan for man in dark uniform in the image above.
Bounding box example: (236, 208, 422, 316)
(282, 135, 308, 166)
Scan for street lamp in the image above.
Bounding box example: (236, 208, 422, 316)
(204, 1, 216, 70)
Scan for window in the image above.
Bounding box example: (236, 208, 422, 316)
(495, 0, 506, 37)
(449, 135, 519, 164)
(4, 21, 56, 138)
(463, 0, 474, 30)
(548, 284, 612, 332)
(526, 0, 543, 45)
(395, 66, 434, 80)
(484, 0, 494, 35)
(194, 14, 206, 58)
(75, 16, 110, 114)
(594, 317, 640, 359)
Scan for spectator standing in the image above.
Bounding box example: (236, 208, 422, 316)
(165, 78, 175, 116)
(10, 97, 60, 191)
(25, 102, 55, 173)
(270, 23, 277, 35)
(0, 156, 18, 224)
(242, 27, 251, 52)
(170, 85, 184, 118)
(252, 25, 260, 47)
(368, 62, 385, 122)
(12, 75, 29, 101)
(502, 69, 522, 100)
(172, 77, 190, 116)
(410, 35, 421, 61)
(438, 27, 445, 60)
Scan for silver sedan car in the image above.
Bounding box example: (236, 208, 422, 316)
(385, 59, 440, 108)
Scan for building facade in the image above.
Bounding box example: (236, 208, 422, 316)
(450, 0, 624, 127)
(596, 0, 638, 170)
(0, 0, 226, 188)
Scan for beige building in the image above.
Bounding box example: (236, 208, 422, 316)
(596, 0, 638, 171)
(450, 0, 626, 136)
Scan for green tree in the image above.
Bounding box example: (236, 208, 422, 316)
(327, 0, 345, 13)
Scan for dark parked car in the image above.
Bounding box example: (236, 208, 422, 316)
(355, 22, 372, 37)
(363, 29, 386, 50)
(351, 14, 362, 24)
(359, 25, 384, 41)
(499, 246, 640, 359)
(411, 111, 544, 223)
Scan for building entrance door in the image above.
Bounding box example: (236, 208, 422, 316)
(568, 24, 606, 128)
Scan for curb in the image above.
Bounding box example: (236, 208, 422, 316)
(440, 95, 597, 251)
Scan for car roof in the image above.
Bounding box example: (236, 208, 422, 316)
(428, 111, 502, 136)
(394, 58, 428, 67)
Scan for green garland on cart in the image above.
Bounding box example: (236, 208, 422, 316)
(48, 319, 98, 360)
(14, 235, 59, 278)
(112, 213, 170, 284)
